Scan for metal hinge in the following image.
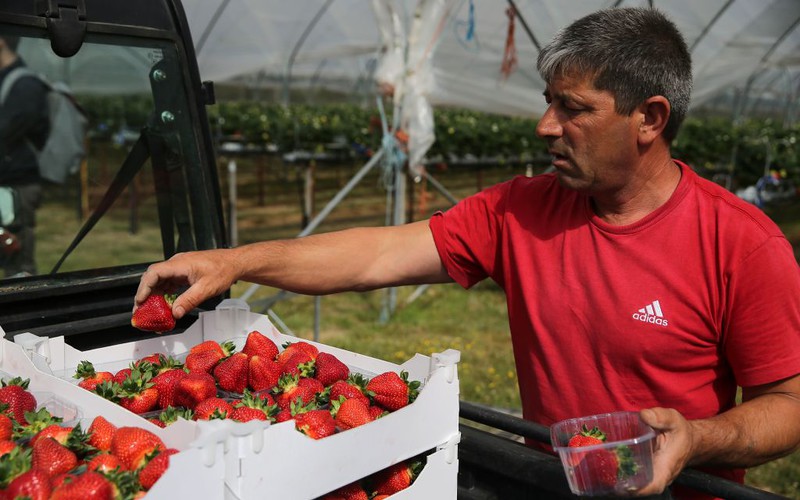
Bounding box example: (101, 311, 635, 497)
(35, 0, 87, 57)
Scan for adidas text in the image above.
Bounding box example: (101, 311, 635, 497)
(632, 312, 668, 326)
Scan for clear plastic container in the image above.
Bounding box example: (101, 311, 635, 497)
(550, 411, 655, 496)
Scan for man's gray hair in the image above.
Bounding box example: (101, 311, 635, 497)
(537, 8, 692, 142)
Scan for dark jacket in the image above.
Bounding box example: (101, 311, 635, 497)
(0, 58, 49, 185)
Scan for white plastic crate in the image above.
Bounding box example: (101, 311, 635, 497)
(11, 299, 461, 499)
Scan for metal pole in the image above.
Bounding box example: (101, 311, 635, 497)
(227, 159, 238, 247)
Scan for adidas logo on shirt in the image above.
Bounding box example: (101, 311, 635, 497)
(632, 300, 669, 326)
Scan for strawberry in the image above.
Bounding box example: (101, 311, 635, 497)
(193, 397, 234, 420)
(320, 481, 369, 500)
(87, 415, 117, 452)
(294, 409, 336, 439)
(4, 468, 52, 500)
(30, 423, 73, 447)
(113, 367, 132, 384)
(173, 372, 217, 410)
(110, 426, 166, 470)
(50, 471, 115, 499)
(151, 367, 188, 409)
(332, 396, 373, 431)
(214, 352, 249, 394)
(280, 350, 315, 377)
(138, 448, 179, 490)
(365, 371, 420, 412)
(118, 367, 159, 414)
(368, 405, 387, 421)
(0, 377, 37, 424)
(131, 294, 176, 333)
(371, 459, 422, 496)
(276, 341, 318, 365)
(31, 437, 78, 477)
(185, 340, 235, 374)
(87, 452, 125, 472)
(230, 390, 277, 422)
(329, 376, 370, 408)
(242, 330, 279, 359)
(73, 360, 114, 391)
(566, 424, 609, 467)
(576, 443, 638, 491)
(0, 412, 12, 440)
(275, 374, 317, 410)
(248, 355, 282, 392)
(313, 352, 349, 386)
(0, 438, 17, 457)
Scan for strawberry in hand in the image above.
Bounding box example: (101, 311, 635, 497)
(132, 294, 177, 333)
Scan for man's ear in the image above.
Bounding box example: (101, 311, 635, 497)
(637, 96, 670, 146)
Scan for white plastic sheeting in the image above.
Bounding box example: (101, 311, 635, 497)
(182, 0, 800, 119)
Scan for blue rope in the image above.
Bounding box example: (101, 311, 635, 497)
(376, 97, 407, 189)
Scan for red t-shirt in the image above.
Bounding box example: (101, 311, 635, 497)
(429, 161, 800, 494)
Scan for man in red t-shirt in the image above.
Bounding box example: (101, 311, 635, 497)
(135, 7, 800, 498)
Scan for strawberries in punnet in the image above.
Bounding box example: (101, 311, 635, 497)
(277, 341, 318, 365)
(313, 352, 350, 386)
(73, 360, 114, 391)
(4, 468, 53, 500)
(0, 377, 37, 424)
(86, 452, 125, 473)
(230, 390, 277, 422)
(173, 372, 217, 410)
(275, 374, 317, 410)
(31, 437, 78, 478)
(329, 376, 371, 408)
(118, 367, 159, 415)
(293, 409, 336, 440)
(248, 355, 282, 392)
(214, 352, 249, 394)
(87, 415, 117, 452)
(110, 426, 166, 470)
(242, 329, 279, 359)
(185, 340, 235, 374)
(370, 459, 422, 496)
(131, 294, 176, 333)
(138, 448, 179, 490)
(320, 480, 369, 500)
(0, 412, 12, 440)
(151, 367, 188, 409)
(50, 470, 116, 499)
(193, 397, 234, 420)
(280, 349, 315, 377)
(366, 370, 420, 411)
(332, 396, 373, 431)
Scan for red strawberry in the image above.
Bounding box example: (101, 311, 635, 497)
(567, 425, 607, 466)
(73, 360, 114, 391)
(332, 396, 373, 431)
(0, 412, 12, 440)
(30, 423, 73, 447)
(185, 341, 235, 374)
(575, 443, 638, 491)
(151, 367, 188, 409)
(277, 341, 318, 365)
(4, 468, 53, 500)
(138, 448, 179, 490)
(368, 405, 387, 421)
(329, 377, 370, 407)
(280, 350, 315, 377)
(365, 371, 420, 412)
(155, 406, 195, 427)
(50, 471, 115, 499)
(313, 352, 349, 386)
(136, 353, 164, 368)
(173, 372, 217, 410)
(248, 355, 282, 392)
(193, 397, 234, 420)
(113, 367, 132, 384)
(242, 330, 279, 359)
(131, 294, 176, 333)
(298, 376, 324, 395)
(110, 426, 165, 470)
(230, 390, 277, 422)
(320, 481, 369, 500)
(118, 367, 159, 414)
(372, 460, 422, 496)
(294, 409, 336, 439)
(0, 377, 37, 424)
(87, 415, 117, 452)
(275, 374, 317, 410)
(87, 452, 125, 472)
(214, 352, 249, 394)
(0, 439, 18, 457)
(31, 437, 78, 477)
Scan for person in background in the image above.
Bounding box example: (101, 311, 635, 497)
(0, 35, 48, 277)
(135, 8, 800, 499)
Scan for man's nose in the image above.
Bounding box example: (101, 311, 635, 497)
(535, 106, 561, 139)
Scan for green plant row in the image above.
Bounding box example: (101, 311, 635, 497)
(78, 95, 800, 187)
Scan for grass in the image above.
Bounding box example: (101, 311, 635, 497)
(26, 157, 800, 497)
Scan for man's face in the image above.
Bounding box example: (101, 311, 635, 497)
(536, 72, 640, 194)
